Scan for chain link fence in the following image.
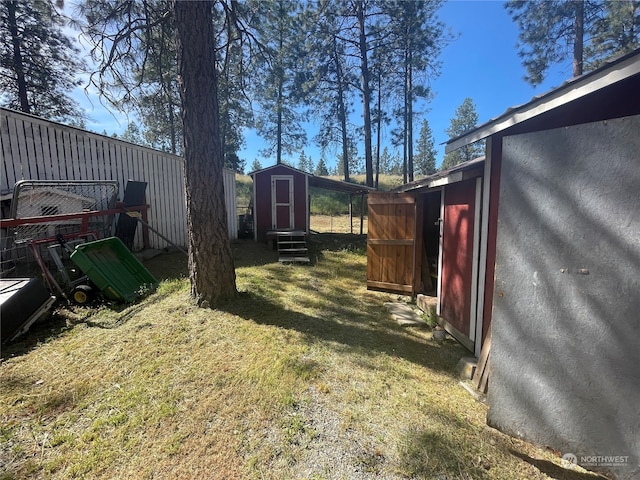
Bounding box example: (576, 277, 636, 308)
(1, 180, 118, 278)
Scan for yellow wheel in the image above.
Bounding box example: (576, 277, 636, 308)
(72, 285, 93, 305)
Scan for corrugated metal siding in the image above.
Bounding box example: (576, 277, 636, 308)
(1, 107, 237, 247)
(223, 168, 237, 240)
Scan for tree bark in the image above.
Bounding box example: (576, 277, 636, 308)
(402, 48, 408, 184)
(7, 0, 30, 113)
(573, 0, 584, 77)
(356, 1, 373, 187)
(333, 36, 350, 182)
(375, 67, 381, 189)
(407, 49, 414, 183)
(174, 0, 237, 307)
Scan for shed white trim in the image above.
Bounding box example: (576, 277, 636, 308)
(469, 176, 482, 343)
(436, 187, 445, 317)
(474, 138, 493, 357)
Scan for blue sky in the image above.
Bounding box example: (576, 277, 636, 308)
(74, 0, 572, 171)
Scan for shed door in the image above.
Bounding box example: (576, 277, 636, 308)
(439, 180, 477, 337)
(367, 193, 417, 294)
(271, 176, 294, 230)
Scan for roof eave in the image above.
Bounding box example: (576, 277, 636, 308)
(395, 156, 485, 192)
(445, 50, 640, 153)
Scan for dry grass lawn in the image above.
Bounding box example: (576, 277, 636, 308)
(0, 237, 605, 480)
(310, 214, 367, 234)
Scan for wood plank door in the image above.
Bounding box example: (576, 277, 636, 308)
(438, 179, 478, 341)
(271, 175, 294, 230)
(367, 192, 418, 294)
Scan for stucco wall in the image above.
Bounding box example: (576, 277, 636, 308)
(488, 115, 640, 479)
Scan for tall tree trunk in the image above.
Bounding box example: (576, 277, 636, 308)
(407, 49, 414, 183)
(168, 93, 177, 154)
(276, 6, 284, 165)
(333, 37, 350, 182)
(402, 51, 408, 184)
(157, 24, 177, 155)
(573, 0, 584, 77)
(277, 73, 283, 164)
(375, 67, 381, 190)
(356, 1, 373, 187)
(159, 23, 177, 155)
(174, 0, 237, 307)
(7, 0, 30, 113)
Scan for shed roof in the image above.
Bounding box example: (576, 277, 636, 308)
(249, 163, 374, 195)
(308, 175, 374, 195)
(249, 163, 310, 178)
(446, 48, 640, 154)
(394, 156, 485, 193)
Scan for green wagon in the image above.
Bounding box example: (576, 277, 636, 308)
(69, 237, 158, 303)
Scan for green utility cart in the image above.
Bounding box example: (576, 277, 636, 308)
(69, 237, 158, 303)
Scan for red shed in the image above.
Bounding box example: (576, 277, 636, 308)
(249, 164, 310, 243)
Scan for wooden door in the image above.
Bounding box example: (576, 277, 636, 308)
(439, 180, 477, 338)
(367, 193, 419, 294)
(271, 176, 294, 230)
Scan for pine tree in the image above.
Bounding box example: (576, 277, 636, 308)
(441, 98, 484, 170)
(298, 151, 313, 173)
(378, 147, 402, 176)
(79, 0, 250, 166)
(505, 0, 600, 85)
(79, 0, 238, 307)
(586, 0, 640, 69)
(382, 0, 447, 183)
(315, 158, 329, 176)
(415, 119, 437, 176)
(336, 139, 362, 178)
(378, 146, 392, 174)
(302, 1, 357, 182)
(252, 0, 307, 164)
(131, 13, 182, 155)
(0, 0, 85, 122)
(175, 1, 237, 305)
(120, 122, 146, 145)
(217, 5, 253, 172)
(507, 0, 640, 84)
(251, 159, 263, 172)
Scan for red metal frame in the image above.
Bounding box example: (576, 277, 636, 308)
(1, 204, 150, 249)
(27, 232, 100, 298)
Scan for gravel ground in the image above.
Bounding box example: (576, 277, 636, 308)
(269, 386, 407, 480)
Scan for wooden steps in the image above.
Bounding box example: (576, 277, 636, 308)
(275, 231, 310, 263)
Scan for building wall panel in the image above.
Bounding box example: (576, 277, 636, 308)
(488, 115, 640, 480)
(1, 108, 237, 248)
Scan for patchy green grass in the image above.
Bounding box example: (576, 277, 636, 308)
(0, 239, 604, 480)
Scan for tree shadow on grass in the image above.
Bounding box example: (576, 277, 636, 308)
(509, 450, 611, 480)
(394, 420, 611, 480)
(222, 290, 467, 378)
(1, 310, 72, 360)
(397, 426, 491, 479)
(1, 286, 170, 359)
